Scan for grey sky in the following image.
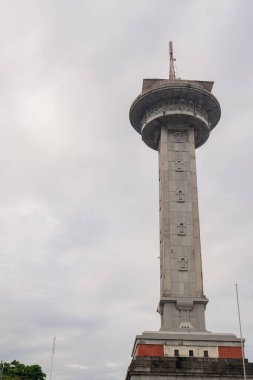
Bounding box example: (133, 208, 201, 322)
(0, 1, 252, 379)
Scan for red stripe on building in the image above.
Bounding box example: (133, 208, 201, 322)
(135, 344, 164, 357)
(218, 346, 243, 359)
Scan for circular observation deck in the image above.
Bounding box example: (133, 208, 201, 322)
(129, 81, 221, 150)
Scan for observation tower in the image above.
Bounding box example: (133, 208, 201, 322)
(125, 43, 253, 380)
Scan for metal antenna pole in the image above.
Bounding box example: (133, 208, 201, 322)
(169, 41, 176, 80)
(49, 337, 56, 380)
(235, 283, 247, 380)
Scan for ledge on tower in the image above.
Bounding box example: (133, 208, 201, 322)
(142, 79, 214, 93)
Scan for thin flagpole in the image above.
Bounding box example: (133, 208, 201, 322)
(49, 337, 56, 380)
(235, 283, 247, 380)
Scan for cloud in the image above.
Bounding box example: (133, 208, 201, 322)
(66, 363, 89, 370)
(0, 1, 252, 379)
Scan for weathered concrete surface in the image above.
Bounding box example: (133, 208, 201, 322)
(129, 79, 221, 150)
(125, 357, 253, 380)
(132, 331, 243, 356)
(158, 127, 206, 332)
(129, 79, 221, 332)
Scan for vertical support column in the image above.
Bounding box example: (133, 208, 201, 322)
(189, 129, 204, 296)
(159, 127, 171, 295)
(158, 126, 207, 332)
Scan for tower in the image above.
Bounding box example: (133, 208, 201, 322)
(125, 45, 253, 379)
(131, 78, 218, 333)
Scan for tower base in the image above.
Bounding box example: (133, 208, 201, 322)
(125, 331, 253, 379)
(126, 356, 253, 379)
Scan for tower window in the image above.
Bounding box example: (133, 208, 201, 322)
(204, 350, 208, 357)
(179, 99, 186, 110)
(189, 350, 194, 357)
(180, 258, 186, 269)
(178, 257, 188, 271)
(174, 349, 179, 357)
(177, 222, 186, 235)
(175, 160, 184, 171)
(174, 131, 183, 142)
(188, 101, 194, 111)
(176, 190, 185, 203)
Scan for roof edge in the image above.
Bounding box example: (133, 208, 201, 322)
(142, 79, 214, 93)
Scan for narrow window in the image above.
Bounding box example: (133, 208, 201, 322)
(204, 350, 208, 358)
(176, 190, 185, 203)
(174, 349, 179, 357)
(178, 257, 188, 271)
(175, 160, 184, 171)
(176, 160, 182, 170)
(189, 350, 194, 357)
(179, 99, 186, 110)
(174, 131, 182, 142)
(177, 222, 186, 235)
(188, 101, 194, 111)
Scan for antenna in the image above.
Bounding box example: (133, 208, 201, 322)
(169, 41, 176, 80)
(235, 284, 247, 380)
(49, 337, 56, 380)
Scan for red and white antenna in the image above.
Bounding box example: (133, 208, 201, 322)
(169, 41, 176, 80)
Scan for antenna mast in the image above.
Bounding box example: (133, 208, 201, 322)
(169, 41, 176, 80)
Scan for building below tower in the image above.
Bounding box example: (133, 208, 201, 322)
(126, 356, 253, 380)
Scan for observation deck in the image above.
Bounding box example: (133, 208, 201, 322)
(129, 79, 221, 150)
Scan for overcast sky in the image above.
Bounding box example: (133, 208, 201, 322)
(0, 1, 253, 379)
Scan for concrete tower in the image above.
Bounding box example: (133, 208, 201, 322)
(125, 51, 253, 379)
(130, 78, 219, 333)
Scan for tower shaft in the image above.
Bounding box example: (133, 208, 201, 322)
(158, 126, 207, 331)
